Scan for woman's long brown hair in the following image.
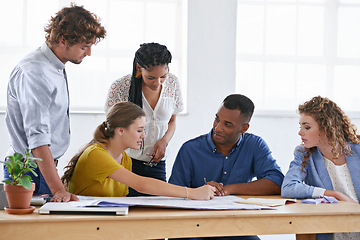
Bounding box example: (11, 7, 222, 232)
(61, 102, 145, 189)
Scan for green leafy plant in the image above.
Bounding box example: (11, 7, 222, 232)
(1, 149, 42, 189)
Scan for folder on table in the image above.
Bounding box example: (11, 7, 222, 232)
(38, 202, 129, 215)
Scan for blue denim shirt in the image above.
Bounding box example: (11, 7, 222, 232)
(5, 42, 70, 159)
(169, 130, 284, 188)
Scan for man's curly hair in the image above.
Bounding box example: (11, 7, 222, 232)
(45, 3, 106, 47)
(298, 96, 360, 172)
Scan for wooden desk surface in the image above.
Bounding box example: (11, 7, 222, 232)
(1, 196, 360, 239)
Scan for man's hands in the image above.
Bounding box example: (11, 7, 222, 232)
(50, 189, 79, 202)
(32, 145, 79, 202)
(206, 181, 227, 196)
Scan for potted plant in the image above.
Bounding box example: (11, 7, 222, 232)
(0, 149, 42, 214)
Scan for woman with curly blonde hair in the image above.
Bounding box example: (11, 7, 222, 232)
(282, 96, 360, 240)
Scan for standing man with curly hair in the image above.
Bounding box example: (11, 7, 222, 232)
(5, 4, 106, 202)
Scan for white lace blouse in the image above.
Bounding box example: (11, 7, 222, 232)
(105, 73, 184, 161)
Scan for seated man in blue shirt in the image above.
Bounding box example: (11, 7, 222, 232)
(169, 94, 284, 240)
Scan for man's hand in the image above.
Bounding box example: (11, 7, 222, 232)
(32, 145, 79, 202)
(206, 181, 227, 196)
(50, 189, 79, 202)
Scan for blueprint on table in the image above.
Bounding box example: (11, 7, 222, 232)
(75, 195, 274, 210)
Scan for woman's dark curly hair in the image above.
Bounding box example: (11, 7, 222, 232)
(298, 96, 360, 172)
(45, 3, 106, 47)
(128, 42, 172, 107)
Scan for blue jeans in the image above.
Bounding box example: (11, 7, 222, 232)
(3, 158, 52, 196)
(127, 158, 166, 197)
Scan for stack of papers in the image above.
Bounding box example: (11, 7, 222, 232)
(39, 195, 290, 215)
(301, 196, 339, 204)
(234, 198, 297, 207)
(69, 200, 131, 208)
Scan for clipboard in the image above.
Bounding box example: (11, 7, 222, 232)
(38, 202, 129, 215)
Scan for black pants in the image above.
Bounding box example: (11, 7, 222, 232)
(127, 158, 166, 197)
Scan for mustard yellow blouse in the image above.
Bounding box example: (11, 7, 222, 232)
(68, 143, 132, 197)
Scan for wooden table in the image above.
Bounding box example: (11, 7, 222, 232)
(1, 196, 360, 240)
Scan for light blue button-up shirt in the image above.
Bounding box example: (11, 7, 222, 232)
(5, 42, 70, 159)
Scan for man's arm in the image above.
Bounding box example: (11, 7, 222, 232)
(224, 178, 281, 195)
(223, 135, 283, 196)
(32, 145, 78, 202)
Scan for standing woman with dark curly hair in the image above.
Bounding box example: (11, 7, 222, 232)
(282, 96, 360, 240)
(105, 43, 183, 196)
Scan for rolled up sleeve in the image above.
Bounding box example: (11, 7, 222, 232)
(17, 69, 53, 149)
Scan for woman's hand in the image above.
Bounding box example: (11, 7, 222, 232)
(188, 185, 216, 200)
(325, 190, 358, 203)
(151, 139, 167, 162)
(151, 114, 177, 162)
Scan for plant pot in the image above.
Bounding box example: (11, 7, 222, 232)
(4, 183, 35, 209)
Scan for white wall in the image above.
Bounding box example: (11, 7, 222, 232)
(2, 1, 360, 239)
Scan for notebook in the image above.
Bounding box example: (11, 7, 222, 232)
(38, 202, 129, 215)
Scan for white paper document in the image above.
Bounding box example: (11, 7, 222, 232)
(234, 198, 297, 207)
(76, 195, 274, 210)
(68, 200, 131, 208)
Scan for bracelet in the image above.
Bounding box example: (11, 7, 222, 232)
(185, 187, 189, 200)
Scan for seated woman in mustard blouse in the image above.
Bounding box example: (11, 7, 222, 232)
(61, 102, 215, 200)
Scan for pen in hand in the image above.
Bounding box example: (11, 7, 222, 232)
(144, 154, 157, 167)
(204, 178, 226, 196)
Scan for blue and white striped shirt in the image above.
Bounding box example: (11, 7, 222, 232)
(6, 42, 70, 159)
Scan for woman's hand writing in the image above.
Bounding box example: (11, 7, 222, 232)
(188, 185, 216, 200)
(206, 181, 227, 196)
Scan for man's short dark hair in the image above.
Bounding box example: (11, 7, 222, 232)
(223, 94, 255, 122)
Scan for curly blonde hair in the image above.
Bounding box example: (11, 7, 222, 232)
(298, 96, 360, 172)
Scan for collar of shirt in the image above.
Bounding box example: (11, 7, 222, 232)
(41, 42, 65, 72)
(206, 129, 243, 154)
